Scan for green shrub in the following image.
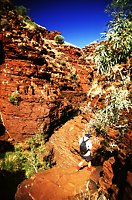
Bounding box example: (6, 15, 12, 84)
(0, 134, 52, 179)
(9, 91, 20, 105)
(16, 5, 28, 17)
(54, 35, 64, 44)
(24, 18, 38, 30)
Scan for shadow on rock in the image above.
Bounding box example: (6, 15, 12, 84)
(0, 39, 5, 64)
(0, 170, 26, 200)
(0, 140, 14, 155)
(0, 123, 6, 136)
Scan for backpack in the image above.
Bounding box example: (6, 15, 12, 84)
(80, 137, 89, 155)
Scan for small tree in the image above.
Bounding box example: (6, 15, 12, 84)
(94, 0, 132, 75)
(9, 91, 21, 105)
(16, 5, 28, 17)
(54, 34, 64, 44)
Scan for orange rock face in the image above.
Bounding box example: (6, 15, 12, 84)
(0, 0, 90, 142)
(0, 1, 132, 200)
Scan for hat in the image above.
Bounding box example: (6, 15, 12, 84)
(85, 133, 91, 138)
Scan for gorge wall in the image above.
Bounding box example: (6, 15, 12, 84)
(0, 1, 132, 200)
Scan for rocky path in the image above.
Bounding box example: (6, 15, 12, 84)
(16, 115, 103, 200)
(47, 115, 85, 168)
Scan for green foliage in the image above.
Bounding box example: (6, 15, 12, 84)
(94, 0, 132, 75)
(24, 17, 38, 30)
(0, 134, 52, 179)
(88, 87, 131, 132)
(16, 5, 28, 17)
(54, 34, 64, 44)
(105, 0, 132, 18)
(9, 91, 20, 105)
(25, 19, 38, 29)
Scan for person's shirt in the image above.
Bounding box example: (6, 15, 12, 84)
(79, 135, 92, 156)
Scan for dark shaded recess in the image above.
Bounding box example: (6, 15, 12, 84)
(8, 46, 16, 51)
(19, 45, 34, 51)
(88, 77, 92, 82)
(16, 71, 23, 76)
(0, 170, 26, 200)
(38, 72, 51, 81)
(25, 70, 51, 81)
(40, 48, 48, 55)
(32, 57, 48, 66)
(48, 51, 55, 58)
(26, 73, 37, 78)
(93, 149, 132, 199)
(45, 90, 87, 141)
(92, 147, 113, 166)
(8, 53, 28, 60)
(112, 152, 132, 200)
(0, 40, 5, 64)
(7, 46, 28, 60)
(0, 122, 5, 136)
(45, 104, 80, 141)
(44, 149, 56, 168)
(0, 141, 14, 155)
(0, 141, 25, 200)
(12, 54, 28, 60)
(75, 51, 82, 57)
(60, 84, 75, 91)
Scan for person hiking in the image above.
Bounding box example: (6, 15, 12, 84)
(76, 132, 92, 171)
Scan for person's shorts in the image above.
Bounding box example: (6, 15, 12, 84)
(81, 155, 92, 162)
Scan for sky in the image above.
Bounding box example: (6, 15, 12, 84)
(12, 0, 112, 48)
